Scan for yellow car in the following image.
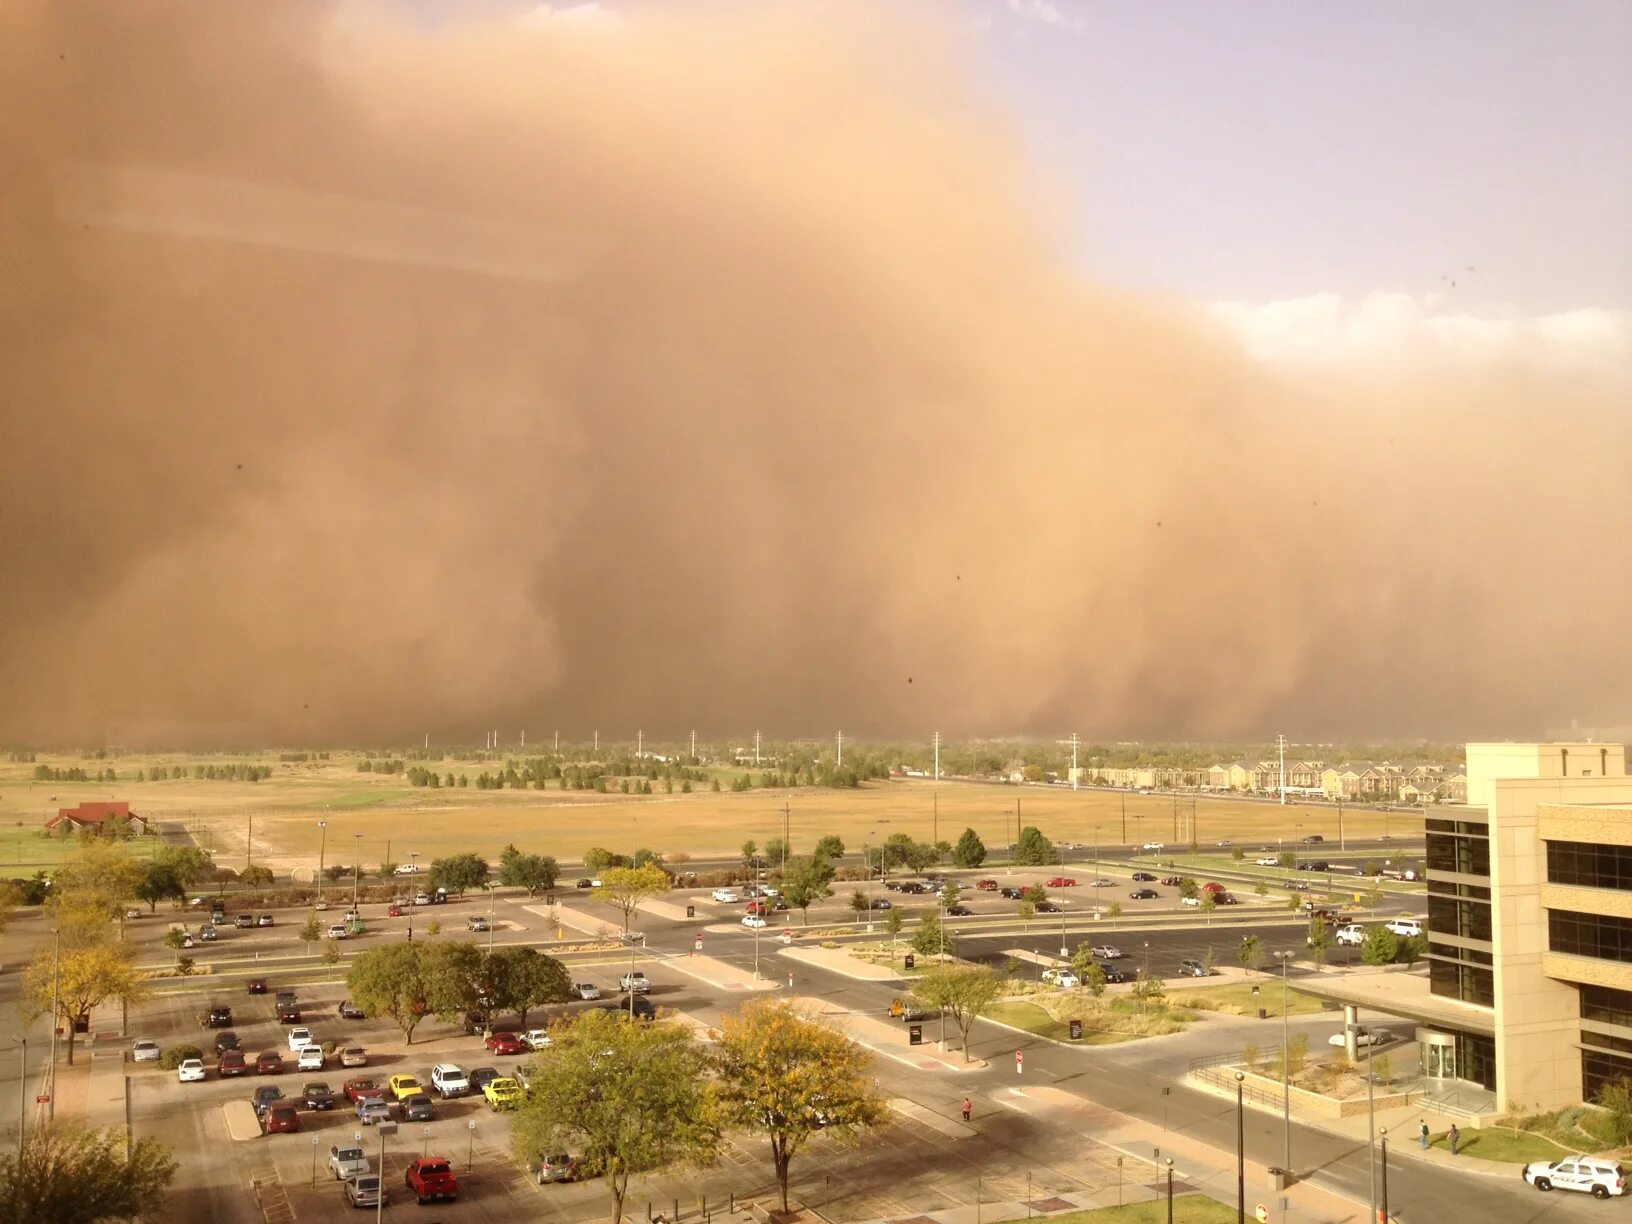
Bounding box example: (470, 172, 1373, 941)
(387, 1074, 423, 1101)
(483, 1077, 524, 1111)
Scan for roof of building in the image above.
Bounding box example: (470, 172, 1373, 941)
(48, 801, 145, 827)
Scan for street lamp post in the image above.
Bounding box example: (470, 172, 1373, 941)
(407, 851, 419, 941)
(1164, 1157, 1174, 1224)
(1275, 950, 1294, 1178)
(317, 820, 329, 904)
(1235, 1071, 1246, 1223)
(1378, 1126, 1389, 1224)
(353, 834, 362, 912)
(1368, 1032, 1377, 1222)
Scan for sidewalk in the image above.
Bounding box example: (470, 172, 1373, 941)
(797, 996, 987, 1073)
(780, 945, 900, 982)
(667, 953, 780, 993)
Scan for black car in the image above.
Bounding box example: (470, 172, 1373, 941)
(276, 1004, 301, 1024)
(246, 977, 267, 994)
(1098, 963, 1131, 983)
(1129, 888, 1159, 900)
(604, 997, 657, 1021)
(998, 886, 1025, 900)
(468, 1066, 501, 1092)
(214, 1030, 242, 1054)
(868, 898, 892, 910)
(947, 905, 973, 917)
(1301, 834, 1325, 844)
(575, 879, 593, 889)
(339, 1001, 366, 1020)
(1131, 872, 1157, 882)
(302, 1082, 337, 1110)
(204, 1006, 233, 1028)
(397, 1092, 436, 1122)
(1301, 861, 1329, 873)
(1035, 900, 1061, 913)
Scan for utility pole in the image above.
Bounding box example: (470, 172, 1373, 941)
(1120, 792, 1126, 843)
(933, 791, 938, 848)
(48, 930, 59, 1121)
(933, 731, 941, 781)
(690, 730, 696, 761)
(554, 730, 559, 752)
(246, 812, 252, 873)
(836, 731, 843, 768)
(1070, 732, 1080, 790)
(1278, 733, 1288, 805)
(15, 1037, 25, 1157)
(594, 730, 599, 753)
(637, 729, 642, 759)
(754, 731, 761, 766)
(521, 729, 525, 750)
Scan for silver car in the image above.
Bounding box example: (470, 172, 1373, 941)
(344, 1174, 386, 1207)
(132, 1040, 161, 1063)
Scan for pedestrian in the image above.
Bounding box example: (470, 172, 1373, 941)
(1449, 1124, 1460, 1156)
(1418, 1121, 1429, 1150)
(962, 1097, 972, 1123)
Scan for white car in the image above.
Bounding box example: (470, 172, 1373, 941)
(760, 886, 780, 897)
(1091, 944, 1124, 959)
(430, 1064, 471, 1097)
(741, 915, 768, 929)
(1328, 1025, 1393, 1048)
(1141, 842, 1164, 852)
(394, 864, 419, 876)
(1040, 968, 1079, 988)
(1524, 1155, 1627, 1198)
(329, 1145, 369, 1181)
(124, 908, 142, 920)
(521, 1030, 553, 1051)
(287, 1027, 317, 1052)
(412, 892, 432, 906)
(1255, 856, 1281, 867)
(297, 1047, 325, 1072)
(1384, 918, 1423, 938)
(571, 982, 601, 1001)
(326, 924, 348, 940)
(1335, 924, 1366, 946)
(711, 888, 740, 903)
(620, 972, 651, 994)
(132, 1040, 160, 1063)
(1180, 895, 1201, 907)
(177, 1057, 206, 1082)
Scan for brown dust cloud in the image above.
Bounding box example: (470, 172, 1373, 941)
(1, 2, 1628, 748)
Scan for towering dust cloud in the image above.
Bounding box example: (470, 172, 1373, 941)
(1, 3, 1627, 746)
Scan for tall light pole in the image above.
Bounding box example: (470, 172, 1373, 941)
(353, 834, 362, 912)
(1367, 1030, 1377, 1222)
(14, 1037, 26, 1158)
(1164, 1157, 1174, 1224)
(1235, 1070, 1246, 1223)
(1275, 950, 1294, 1178)
(317, 819, 329, 904)
(1378, 1126, 1389, 1224)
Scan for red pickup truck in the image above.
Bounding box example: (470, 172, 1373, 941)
(404, 1157, 458, 1204)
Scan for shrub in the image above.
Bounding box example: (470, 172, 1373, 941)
(1242, 1042, 1260, 1073)
(158, 1044, 203, 1070)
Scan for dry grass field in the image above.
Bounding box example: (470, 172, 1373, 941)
(0, 752, 1424, 874)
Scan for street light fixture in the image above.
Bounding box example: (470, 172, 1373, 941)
(317, 820, 329, 904)
(1379, 1126, 1389, 1224)
(353, 833, 362, 912)
(1164, 1157, 1174, 1224)
(1235, 1070, 1246, 1223)
(1273, 950, 1295, 1179)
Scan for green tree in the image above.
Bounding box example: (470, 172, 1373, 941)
(1360, 926, 1399, 966)
(346, 943, 434, 1044)
(939, 880, 962, 910)
(762, 838, 790, 869)
(779, 856, 835, 925)
(498, 845, 560, 895)
(1199, 891, 1217, 922)
(914, 964, 1002, 1062)
(812, 835, 845, 863)
(712, 1000, 888, 1212)
(593, 864, 672, 934)
(298, 913, 323, 951)
(1012, 826, 1057, 866)
(480, 946, 570, 1028)
(240, 865, 275, 889)
(1178, 877, 1199, 900)
(1069, 944, 1107, 997)
(153, 844, 213, 890)
(951, 828, 986, 868)
(49, 842, 147, 928)
(0, 1124, 178, 1224)
(428, 853, 489, 895)
(1401, 931, 1428, 967)
(1277, 851, 1296, 869)
(1017, 899, 1036, 922)
(162, 928, 189, 963)
(1106, 901, 1123, 930)
(1595, 1077, 1632, 1145)
(910, 910, 946, 959)
(1306, 917, 1333, 971)
(630, 848, 665, 870)
(134, 864, 185, 913)
(1238, 935, 1264, 973)
(741, 839, 759, 866)
(21, 944, 146, 1066)
(322, 939, 342, 966)
(883, 906, 904, 945)
(1254, 881, 1270, 899)
(1231, 846, 1246, 862)
(848, 888, 869, 915)
(583, 847, 622, 874)
(510, 1008, 719, 1224)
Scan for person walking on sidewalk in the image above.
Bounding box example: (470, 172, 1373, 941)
(1419, 1121, 1429, 1150)
(1449, 1124, 1460, 1156)
(962, 1097, 972, 1122)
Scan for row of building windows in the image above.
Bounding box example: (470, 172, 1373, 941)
(1429, 939, 1493, 965)
(1549, 910, 1632, 964)
(1426, 832, 1491, 877)
(1427, 878, 1492, 900)
(1583, 1049, 1632, 1103)
(1580, 983, 1632, 1030)
(1428, 957, 1495, 1006)
(1546, 840, 1632, 890)
(1582, 1030, 1632, 1055)
(1427, 896, 1493, 941)
(1427, 819, 1490, 836)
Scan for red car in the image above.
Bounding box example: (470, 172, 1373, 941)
(404, 1156, 459, 1205)
(975, 879, 999, 891)
(387, 904, 404, 917)
(1046, 877, 1077, 888)
(218, 1049, 249, 1077)
(1202, 882, 1227, 894)
(255, 1051, 285, 1075)
(344, 1077, 384, 1103)
(1160, 876, 1184, 887)
(485, 1031, 525, 1056)
(263, 1104, 300, 1133)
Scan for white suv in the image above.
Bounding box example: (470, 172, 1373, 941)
(1335, 924, 1366, 946)
(1524, 1155, 1626, 1198)
(430, 1064, 470, 1098)
(287, 1027, 318, 1052)
(711, 888, 740, 903)
(620, 972, 651, 993)
(1384, 918, 1423, 938)
(1255, 856, 1281, 867)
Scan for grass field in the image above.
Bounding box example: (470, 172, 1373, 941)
(1167, 981, 1327, 1016)
(0, 753, 1426, 874)
(1428, 1127, 1572, 1163)
(0, 822, 165, 870)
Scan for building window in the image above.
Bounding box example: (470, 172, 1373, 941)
(1429, 940, 1492, 965)
(1427, 896, 1493, 941)
(1459, 1032, 1497, 1091)
(1426, 831, 1490, 877)
(1547, 841, 1632, 890)
(1427, 879, 1491, 900)
(1429, 957, 1494, 1006)
(1581, 984, 1632, 1030)
(1583, 1049, 1632, 1102)
(1550, 910, 1632, 963)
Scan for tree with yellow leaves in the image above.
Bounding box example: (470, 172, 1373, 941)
(22, 942, 147, 1066)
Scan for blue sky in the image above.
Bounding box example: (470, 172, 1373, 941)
(971, 0, 1630, 312)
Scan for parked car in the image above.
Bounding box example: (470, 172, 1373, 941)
(276, 1002, 301, 1024)
(199, 924, 218, 941)
(236, 915, 257, 930)
(339, 1047, 368, 1068)
(1046, 877, 1077, 888)
(1131, 872, 1157, 882)
(469, 1066, 500, 1092)
(412, 892, 431, 906)
(339, 1000, 366, 1020)
(177, 1058, 207, 1083)
(1091, 944, 1124, 959)
(1040, 968, 1079, 988)
(302, 1081, 337, 1110)
(251, 1085, 285, 1116)
(219, 1049, 249, 1077)
(533, 1152, 581, 1184)
(1523, 1155, 1626, 1198)
(620, 972, 651, 994)
(124, 907, 142, 920)
(387, 1074, 424, 1100)
(1160, 876, 1185, 886)
(1202, 882, 1227, 894)
(886, 997, 929, 1021)
(521, 1031, 553, 1052)
(329, 1145, 369, 1181)
(386, 903, 404, 917)
(485, 1031, 525, 1056)
(711, 888, 740, 903)
(203, 1005, 234, 1028)
(344, 1173, 386, 1209)
(1385, 918, 1423, 938)
(404, 1157, 459, 1205)
(343, 1077, 383, 1103)
(431, 1064, 471, 1098)
(257, 914, 275, 927)
(1178, 959, 1213, 978)
(1130, 888, 1159, 900)
(264, 1104, 300, 1134)
(975, 879, 999, 891)
(132, 1039, 161, 1063)
(326, 923, 349, 940)
(1035, 900, 1062, 913)
(1217, 892, 1240, 905)
(394, 863, 419, 876)
(484, 1077, 524, 1110)
(397, 1092, 436, 1122)
(947, 904, 973, 916)
(1335, 924, 1367, 946)
(467, 915, 489, 932)
(356, 1098, 391, 1126)
(869, 898, 892, 910)
(297, 1047, 324, 1072)
(567, 983, 600, 1003)
(1328, 1025, 1394, 1048)
(255, 1051, 285, 1075)
(575, 878, 593, 889)
(1255, 856, 1281, 867)
(1098, 962, 1131, 983)
(1090, 878, 1115, 887)
(1180, 895, 1201, 907)
(998, 886, 1025, 899)
(287, 1027, 317, 1052)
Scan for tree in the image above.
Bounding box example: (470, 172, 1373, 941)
(1017, 899, 1036, 922)
(914, 964, 1002, 1062)
(1012, 826, 1057, 866)
(741, 839, 758, 866)
(584, 847, 623, 874)
(848, 889, 869, 915)
(1595, 1077, 1632, 1145)
(346, 943, 435, 1044)
(0, 1124, 178, 1224)
(911, 910, 946, 959)
(1306, 917, 1332, 971)
(428, 853, 489, 895)
(1231, 846, 1246, 862)
(1106, 901, 1123, 930)
(240, 865, 275, 889)
(712, 1000, 888, 1212)
(134, 864, 185, 913)
(298, 913, 323, 951)
(762, 838, 789, 869)
(1199, 891, 1217, 922)
(1132, 971, 1166, 1009)
(481, 946, 570, 1028)
(1238, 935, 1264, 973)
(1178, 877, 1199, 900)
(498, 845, 560, 895)
(951, 828, 986, 868)
(779, 856, 835, 925)
(1069, 943, 1106, 996)
(883, 906, 903, 944)
(630, 848, 665, 870)
(1401, 931, 1428, 968)
(939, 880, 962, 910)
(1277, 851, 1296, 869)
(22, 944, 146, 1066)
(322, 939, 342, 966)
(1360, 926, 1399, 966)
(510, 1008, 718, 1224)
(812, 835, 845, 863)
(49, 843, 146, 927)
(163, 928, 189, 963)
(153, 845, 213, 891)
(593, 865, 671, 934)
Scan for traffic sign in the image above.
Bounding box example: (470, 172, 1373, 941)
(34, 1095, 49, 1104)
(1015, 1050, 1024, 1075)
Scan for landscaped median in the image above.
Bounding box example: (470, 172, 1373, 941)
(986, 995, 1192, 1045)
